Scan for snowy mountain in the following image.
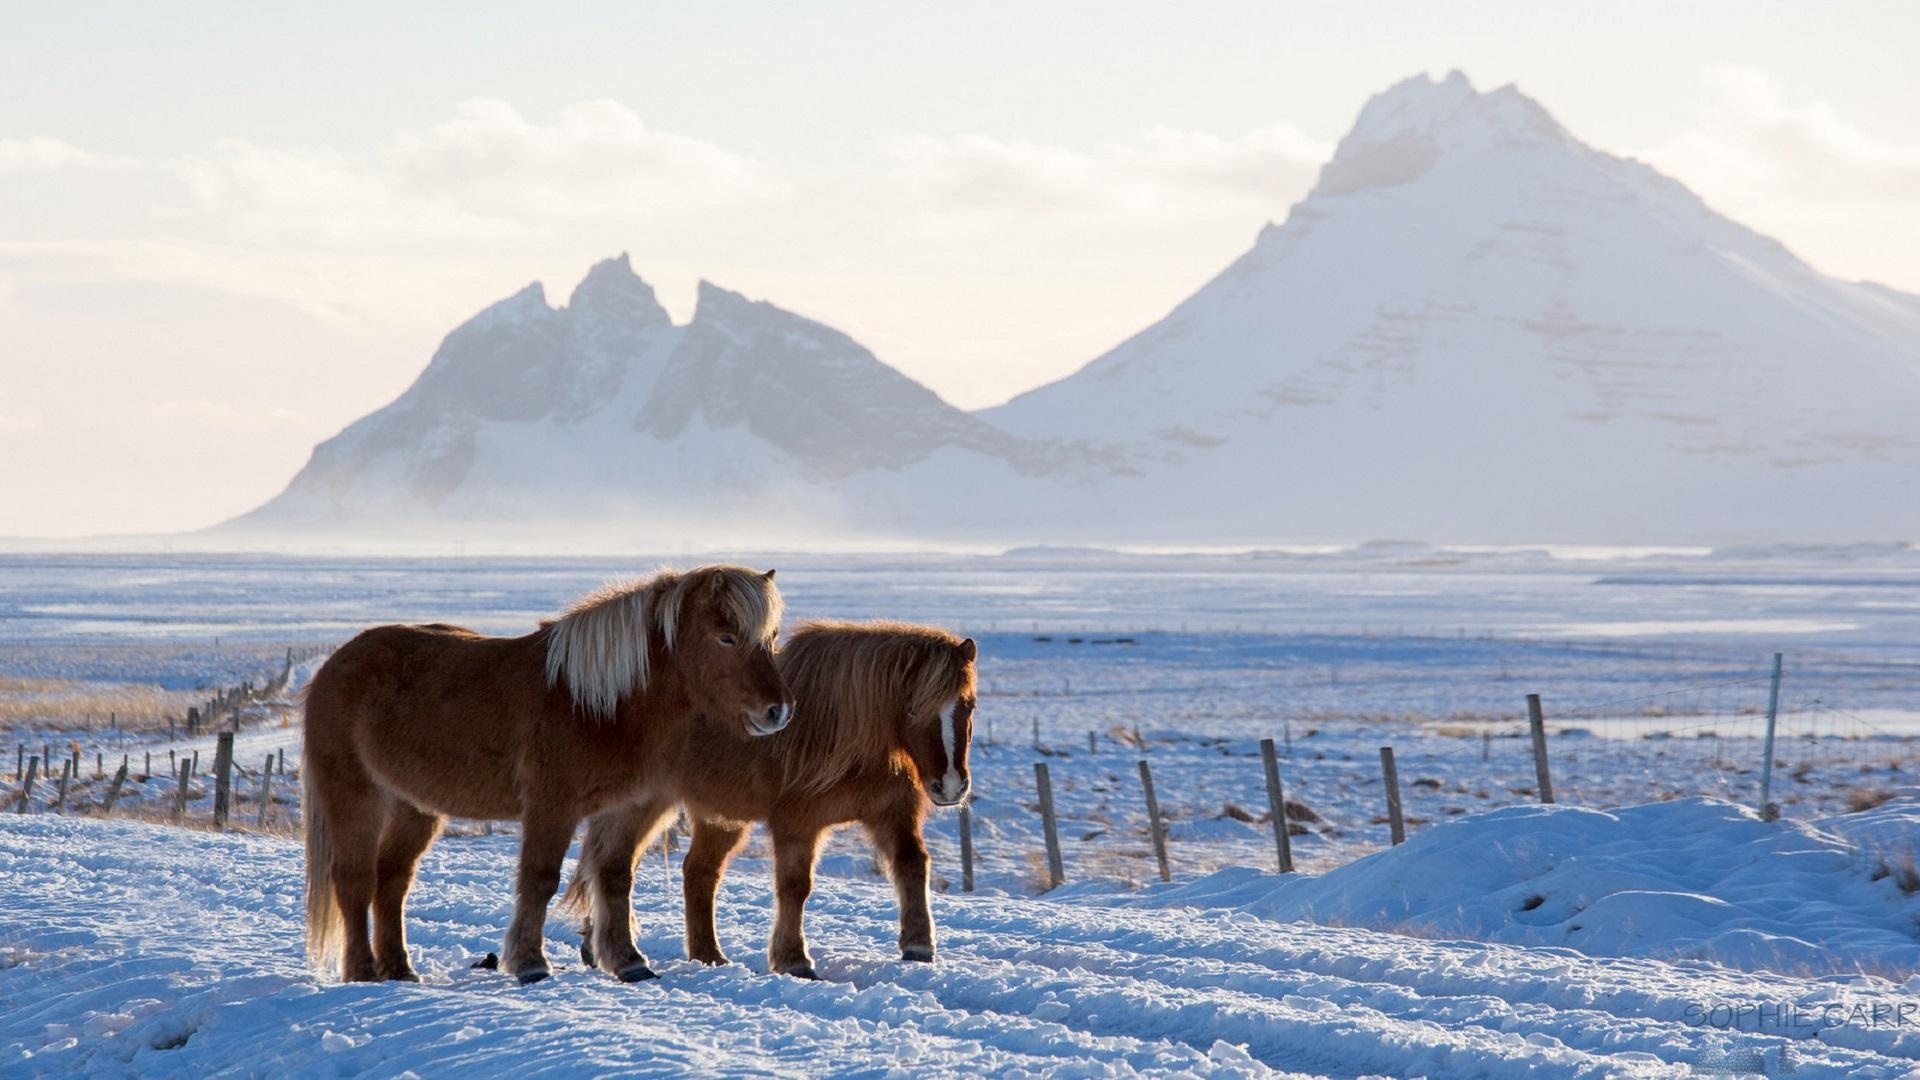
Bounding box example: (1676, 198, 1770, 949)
(225, 255, 1077, 546)
(982, 71, 1920, 543)
(226, 73, 1920, 548)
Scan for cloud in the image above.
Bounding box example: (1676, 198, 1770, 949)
(147, 399, 317, 431)
(1639, 66, 1920, 289)
(174, 99, 788, 247)
(891, 123, 1330, 229)
(0, 412, 44, 436)
(0, 136, 137, 174)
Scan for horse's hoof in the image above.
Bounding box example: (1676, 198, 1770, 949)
(616, 963, 658, 983)
(692, 954, 730, 967)
(516, 969, 550, 986)
(471, 952, 499, 971)
(579, 940, 596, 967)
(901, 946, 935, 963)
(782, 964, 821, 981)
(385, 969, 422, 983)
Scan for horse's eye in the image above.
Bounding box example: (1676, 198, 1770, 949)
(718, 634, 738, 647)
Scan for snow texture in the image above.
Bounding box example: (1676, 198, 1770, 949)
(6, 813, 1918, 1077)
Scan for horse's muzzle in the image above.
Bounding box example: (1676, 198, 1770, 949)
(746, 702, 791, 737)
(929, 776, 970, 806)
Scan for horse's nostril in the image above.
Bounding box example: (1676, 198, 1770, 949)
(766, 703, 785, 726)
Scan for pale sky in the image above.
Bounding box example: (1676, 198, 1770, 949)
(3, 2, 1917, 538)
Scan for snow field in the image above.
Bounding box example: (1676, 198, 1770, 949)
(6, 815, 1916, 1077)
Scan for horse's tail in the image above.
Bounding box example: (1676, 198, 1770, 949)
(556, 841, 594, 918)
(302, 679, 342, 978)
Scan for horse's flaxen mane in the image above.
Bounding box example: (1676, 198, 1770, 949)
(773, 620, 976, 794)
(543, 565, 783, 721)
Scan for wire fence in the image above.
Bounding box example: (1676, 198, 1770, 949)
(956, 649, 1917, 892)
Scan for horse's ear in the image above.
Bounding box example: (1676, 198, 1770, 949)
(957, 638, 977, 663)
(763, 568, 776, 582)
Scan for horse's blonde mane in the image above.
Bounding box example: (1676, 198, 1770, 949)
(543, 565, 783, 721)
(773, 620, 975, 794)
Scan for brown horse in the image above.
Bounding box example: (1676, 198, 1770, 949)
(303, 565, 791, 985)
(568, 620, 975, 979)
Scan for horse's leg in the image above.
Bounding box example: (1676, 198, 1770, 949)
(325, 775, 386, 983)
(580, 798, 674, 982)
(683, 817, 748, 965)
(371, 800, 443, 981)
(767, 825, 824, 978)
(869, 809, 936, 962)
(501, 810, 577, 985)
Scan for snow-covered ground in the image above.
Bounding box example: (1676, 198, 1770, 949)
(3, 550, 1917, 1074)
(6, 813, 1918, 1077)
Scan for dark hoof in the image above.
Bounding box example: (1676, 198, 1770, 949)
(385, 969, 422, 983)
(516, 969, 550, 986)
(579, 939, 596, 967)
(782, 964, 821, 981)
(470, 953, 499, 971)
(617, 963, 658, 983)
(901, 946, 934, 963)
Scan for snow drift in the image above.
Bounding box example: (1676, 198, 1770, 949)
(1153, 795, 1920, 978)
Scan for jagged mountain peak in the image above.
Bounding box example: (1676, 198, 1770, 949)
(1312, 70, 1570, 198)
(567, 252, 670, 326)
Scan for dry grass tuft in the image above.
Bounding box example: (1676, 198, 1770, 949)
(1846, 787, 1895, 814)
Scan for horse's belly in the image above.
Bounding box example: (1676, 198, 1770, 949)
(357, 708, 523, 820)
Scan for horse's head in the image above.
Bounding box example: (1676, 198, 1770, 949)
(672, 566, 793, 739)
(903, 636, 977, 807)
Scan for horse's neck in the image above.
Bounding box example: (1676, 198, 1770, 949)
(618, 672, 695, 740)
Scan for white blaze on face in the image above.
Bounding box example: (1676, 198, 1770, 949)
(937, 696, 965, 803)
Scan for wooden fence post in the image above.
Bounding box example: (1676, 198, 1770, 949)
(1031, 717, 1040, 752)
(96, 752, 103, 779)
(1482, 730, 1491, 762)
(257, 755, 276, 829)
(278, 747, 286, 774)
(1260, 738, 1295, 873)
(14, 744, 21, 781)
(16, 755, 37, 812)
(1088, 730, 1097, 754)
(55, 759, 74, 813)
(1138, 760, 1170, 883)
(103, 763, 130, 814)
(1034, 762, 1064, 890)
(172, 760, 192, 823)
(1526, 694, 1555, 804)
(1380, 746, 1406, 845)
(1758, 652, 1783, 821)
(212, 731, 235, 830)
(958, 804, 975, 893)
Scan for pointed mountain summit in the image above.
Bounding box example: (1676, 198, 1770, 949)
(986, 71, 1920, 543)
